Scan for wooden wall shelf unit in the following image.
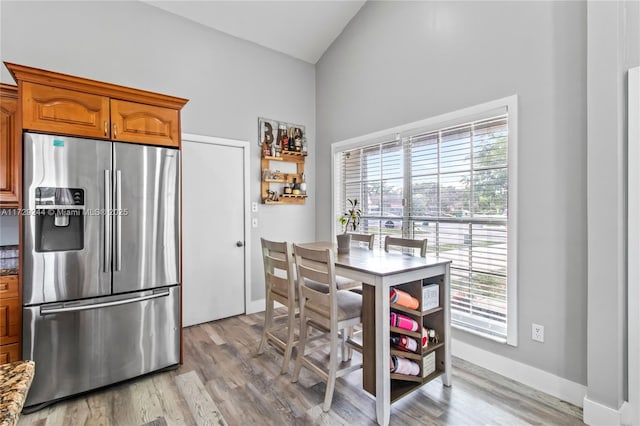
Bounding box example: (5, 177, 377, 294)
(5, 62, 188, 147)
(364, 275, 449, 403)
(261, 151, 308, 205)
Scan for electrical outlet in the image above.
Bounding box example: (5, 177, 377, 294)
(251, 202, 258, 213)
(532, 323, 544, 343)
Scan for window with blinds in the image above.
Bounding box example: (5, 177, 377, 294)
(335, 114, 512, 343)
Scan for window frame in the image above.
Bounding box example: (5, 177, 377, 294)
(331, 96, 518, 346)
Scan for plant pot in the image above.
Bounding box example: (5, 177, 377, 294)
(336, 233, 351, 254)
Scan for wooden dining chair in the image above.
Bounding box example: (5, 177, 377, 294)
(348, 232, 375, 250)
(291, 244, 363, 412)
(257, 238, 298, 375)
(384, 236, 428, 258)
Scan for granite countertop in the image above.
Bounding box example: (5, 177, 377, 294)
(0, 245, 18, 276)
(0, 360, 35, 426)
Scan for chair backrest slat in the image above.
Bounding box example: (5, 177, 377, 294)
(348, 233, 375, 250)
(261, 238, 295, 300)
(298, 264, 330, 284)
(384, 236, 427, 258)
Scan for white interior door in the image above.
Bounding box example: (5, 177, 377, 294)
(182, 135, 249, 326)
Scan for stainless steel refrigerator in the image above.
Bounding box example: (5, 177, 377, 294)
(22, 132, 180, 409)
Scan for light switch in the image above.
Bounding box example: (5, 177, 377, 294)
(252, 218, 258, 228)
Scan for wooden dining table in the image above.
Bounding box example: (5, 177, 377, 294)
(299, 242, 452, 426)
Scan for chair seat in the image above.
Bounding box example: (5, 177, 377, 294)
(336, 275, 361, 290)
(303, 276, 360, 292)
(305, 290, 362, 321)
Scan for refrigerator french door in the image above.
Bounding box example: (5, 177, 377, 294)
(22, 132, 181, 409)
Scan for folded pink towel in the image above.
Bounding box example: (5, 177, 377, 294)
(389, 288, 419, 310)
(390, 355, 420, 376)
(390, 312, 419, 331)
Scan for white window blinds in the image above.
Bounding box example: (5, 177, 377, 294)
(335, 114, 511, 342)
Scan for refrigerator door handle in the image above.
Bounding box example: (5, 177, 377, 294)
(115, 169, 122, 271)
(40, 288, 171, 315)
(104, 170, 111, 273)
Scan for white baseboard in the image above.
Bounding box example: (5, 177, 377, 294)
(583, 397, 627, 426)
(452, 338, 587, 408)
(246, 298, 265, 315)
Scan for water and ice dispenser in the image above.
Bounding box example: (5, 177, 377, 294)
(34, 187, 84, 252)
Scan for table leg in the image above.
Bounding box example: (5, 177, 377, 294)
(442, 263, 452, 387)
(375, 281, 390, 425)
(362, 285, 376, 395)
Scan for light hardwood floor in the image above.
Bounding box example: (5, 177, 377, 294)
(18, 310, 584, 426)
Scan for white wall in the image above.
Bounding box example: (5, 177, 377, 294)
(585, 1, 640, 423)
(316, 1, 588, 385)
(0, 0, 317, 304)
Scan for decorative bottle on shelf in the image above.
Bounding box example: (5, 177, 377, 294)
(294, 128, 302, 152)
(421, 327, 439, 348)
(288, 128, 295, 151)
(281, 130, 289, 152)
(291, 178, 300, 195)
(299, 173, 307, 194)
(284, 182, 292, 195)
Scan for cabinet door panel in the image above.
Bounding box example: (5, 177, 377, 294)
(0, 276, 18, 298)
(0, 297, 20, 345)
(111, 99, 179, 147)
(0, 85, 19, 206)
(23, 82, 110, 139)
(0, 343, 20, 364)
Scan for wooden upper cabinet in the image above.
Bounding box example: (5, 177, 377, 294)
(0, 84, 19, 207)
(5, 62, 188, 148)
(22, 82, 110, 139)
(111, 99, 180, 147)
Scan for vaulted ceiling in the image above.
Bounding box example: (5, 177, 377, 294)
(143, 1, 366, 64)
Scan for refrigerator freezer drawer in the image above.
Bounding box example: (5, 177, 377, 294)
(22, 286, 180, 407)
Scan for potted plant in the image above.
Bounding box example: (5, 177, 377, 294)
(337, 198, 362, 254)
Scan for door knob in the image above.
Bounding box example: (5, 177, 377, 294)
(236, 241, 244, 247)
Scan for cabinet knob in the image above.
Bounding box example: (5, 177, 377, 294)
(104, 121, 108, 136)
